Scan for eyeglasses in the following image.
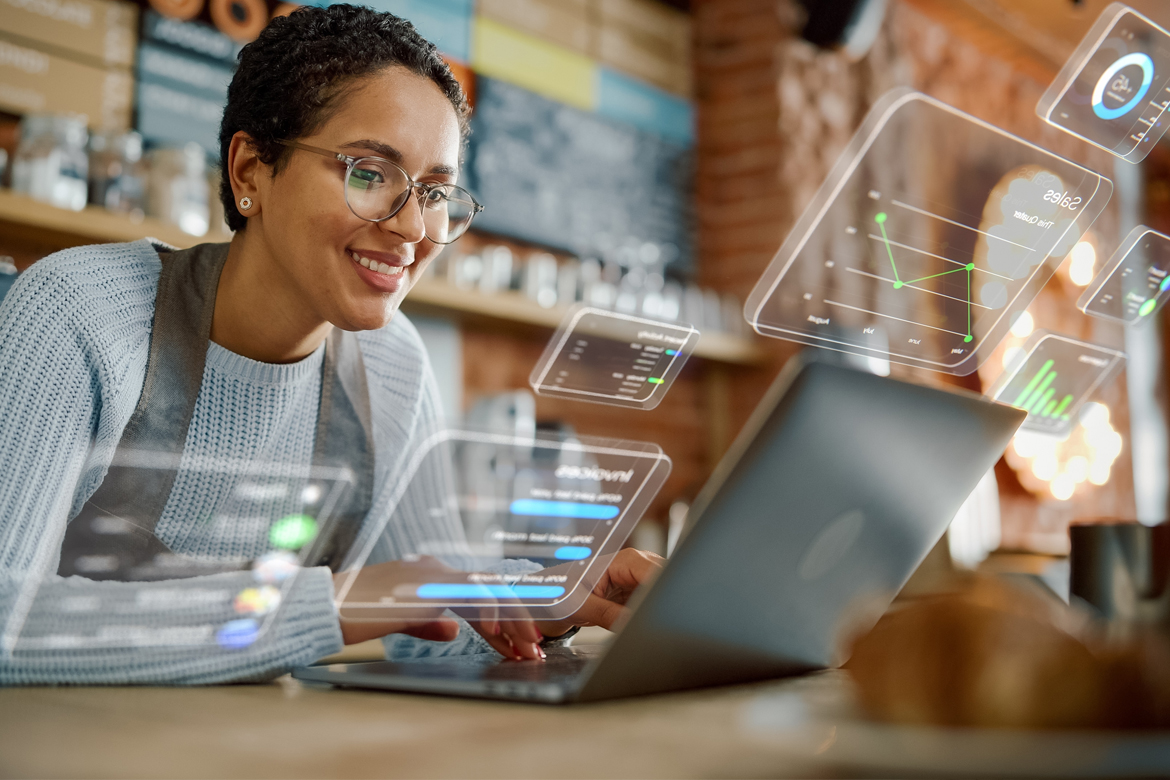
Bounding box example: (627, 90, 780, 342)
(277, 140, 483, 245)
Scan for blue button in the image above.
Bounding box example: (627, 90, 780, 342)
(415, 584, 566, 599)
(554, 546, 592, 560)
(509, 499, 619, 520)
(216, 618, 259, 650)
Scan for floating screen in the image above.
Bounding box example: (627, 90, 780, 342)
(1037, 3, 1170, 163)
(336, 429, 671, 622)
(744, 89, 1112, 375)
(529, 306, 698, 410)
(1078, 225, 1170, 324)
(7, 453, 356, 653)
(988, 332, 1126, 436)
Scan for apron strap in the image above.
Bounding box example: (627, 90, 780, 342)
(57, 243, 375, 580)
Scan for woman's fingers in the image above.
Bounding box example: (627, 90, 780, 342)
(600, 549, 666, 593)
(573, 592, 631, 631)
(471, 619, 543, 660)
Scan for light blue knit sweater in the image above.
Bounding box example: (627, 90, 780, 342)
(0, 240, 497, 685)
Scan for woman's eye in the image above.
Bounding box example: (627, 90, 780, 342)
(422, 188, 449, 208)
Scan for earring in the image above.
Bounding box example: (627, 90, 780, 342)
(239, 196, 253, 211)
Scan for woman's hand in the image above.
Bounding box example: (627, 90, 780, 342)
(537, 548, 665, 639)
(331, 557, 545, 660)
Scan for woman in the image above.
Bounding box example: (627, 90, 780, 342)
(0, 4, 662, 684)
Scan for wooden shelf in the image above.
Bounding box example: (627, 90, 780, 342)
(0, 187, 200, 249)
(0, 188, 767, 365)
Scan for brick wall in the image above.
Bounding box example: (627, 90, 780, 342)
(691, 0, 1138, 549)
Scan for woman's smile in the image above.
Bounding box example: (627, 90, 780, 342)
(349, 249, 410, 293)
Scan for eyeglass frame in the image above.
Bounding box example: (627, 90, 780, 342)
(275, 139, 484, 245)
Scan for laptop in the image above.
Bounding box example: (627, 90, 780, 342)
(293, 354, 1024, 703)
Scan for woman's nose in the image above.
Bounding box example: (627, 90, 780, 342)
(379, 186, 427, 244)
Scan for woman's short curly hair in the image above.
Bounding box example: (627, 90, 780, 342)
(218, 3, 469, 232)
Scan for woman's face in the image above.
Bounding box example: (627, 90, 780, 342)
(250, 66, 463, 332)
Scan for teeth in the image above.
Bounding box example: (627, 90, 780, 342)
(352, 251, 405, 277)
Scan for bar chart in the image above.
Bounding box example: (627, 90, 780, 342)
(990, 333, 1126, 435)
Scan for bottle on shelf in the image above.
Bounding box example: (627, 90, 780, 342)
(12, 114, 89, 212)
(88, 131, 146, 219)
(0, 256, 18, 304)
(147, 143, 210, 237)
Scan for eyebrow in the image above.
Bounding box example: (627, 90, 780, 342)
(340, 139, 458, 177)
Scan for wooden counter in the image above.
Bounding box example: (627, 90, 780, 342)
(0, 672, 819, 780)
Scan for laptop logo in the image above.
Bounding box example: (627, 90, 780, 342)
(798, 509, 865, 581)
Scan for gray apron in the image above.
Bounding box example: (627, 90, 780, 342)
(57, 242, 374, 581)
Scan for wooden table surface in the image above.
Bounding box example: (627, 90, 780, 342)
(4, 662, 1165, 779)
(0, 670, 823, 780)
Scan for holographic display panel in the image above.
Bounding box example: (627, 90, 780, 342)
(336, 429, 671, 622)
(8, 454, 355, 653)
(1078, 225, 1170, 324)
(1037, 3, 1170, 163)
(529, 306, 698, 410)
(744, 89, 1112, 375)
(988, 332, 1126, 436)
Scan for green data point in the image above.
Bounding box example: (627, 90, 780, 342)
(874, 212, 887, 224)
(893, 281, 903, 289)
(964, 335, 973, 343)
(269, 514, 317, 550)
(966, 263, 975, 271)
(1140, 298, 1157, 317)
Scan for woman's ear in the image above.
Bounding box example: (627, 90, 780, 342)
(227, 131, 263, 218)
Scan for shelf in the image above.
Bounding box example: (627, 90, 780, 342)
(0, 188, 767, 365)
(0, 188, 200, 250)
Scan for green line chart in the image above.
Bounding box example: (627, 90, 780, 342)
(874, 212, 975, 344)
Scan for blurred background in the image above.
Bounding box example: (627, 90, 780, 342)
(1, 0, 1167, 588)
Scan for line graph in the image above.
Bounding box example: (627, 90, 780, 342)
(744, 91, 1113, 375)
(873, 211, 975, 343)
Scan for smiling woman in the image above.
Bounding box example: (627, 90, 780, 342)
(0, 4, 662, 686)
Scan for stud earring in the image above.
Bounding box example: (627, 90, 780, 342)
(239, 196, 253, 211)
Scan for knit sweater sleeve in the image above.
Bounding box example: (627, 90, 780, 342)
(0, 245, 342, 685)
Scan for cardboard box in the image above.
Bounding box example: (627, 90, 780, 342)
(471, 17, 595, 111)
(0, 0, 137, 69)
(478, 0, 594, 55)
(595, 0, 688, 56)
(0, 34, 133, 129)
(596, 23, 690, 96)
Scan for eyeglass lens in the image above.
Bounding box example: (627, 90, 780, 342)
(344, 158, 477, 244)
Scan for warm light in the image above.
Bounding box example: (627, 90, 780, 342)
(1069, 241, 1097, 286)
(1002, 345, 1026, 371)
(1032, 453, 1058, 481)
(1050, 473, 1076, 500)
(1012, 432, 1041, 459)
(1010, 311, 1034, 338)
(1080, 402, 1110, 429)
(1067, 455, 1089, 483)
(1003, 401, 1122, 501)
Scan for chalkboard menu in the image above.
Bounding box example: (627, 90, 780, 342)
(467, 77, 694, 272)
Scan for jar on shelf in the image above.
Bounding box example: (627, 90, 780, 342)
(11, 114, 89, 212)
(88, 130, 145, 218)
(147, 143, 209, 237)
(0, 256, 17, 304)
